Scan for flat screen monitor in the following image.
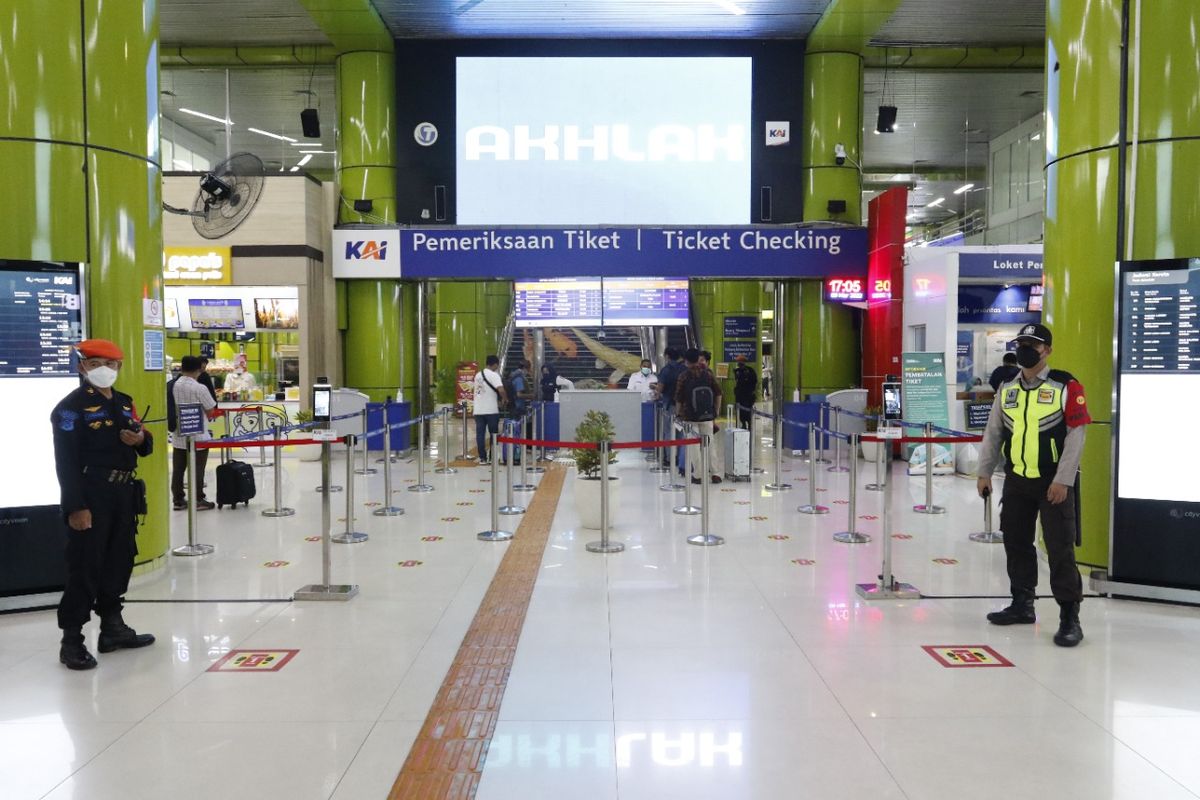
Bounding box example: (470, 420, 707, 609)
(253, 298, 299, 330)
(0, 263, 84, 508)
(514, 278, 602, 328)
(1112, 258, 1200, 590)
(882, 382, 902, 420)
(456, 56, 752, 225)
(602, 278, 689, 326)
(164, 297, 180, 329)
(188, 298, 245, 329)
(1027, 283, 1044, 312)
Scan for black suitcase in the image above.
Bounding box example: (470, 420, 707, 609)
(216, 460, 256, 508)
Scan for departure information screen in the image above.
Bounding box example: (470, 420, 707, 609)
(514, 278, 602, 328)
(1113, 258, 1200, 591)
(602, 278, 690, 326)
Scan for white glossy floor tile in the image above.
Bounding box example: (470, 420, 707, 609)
(329, 720, 422, 800)
(0, 721, 132, 800)
(477, 721, 619, 800)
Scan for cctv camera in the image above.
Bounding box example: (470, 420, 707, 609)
(834, 143, 847, 166)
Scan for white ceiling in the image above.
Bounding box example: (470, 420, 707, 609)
(160, 0, 330, 46)
(871, 0, 1044, 46)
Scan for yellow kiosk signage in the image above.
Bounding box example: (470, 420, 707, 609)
(163, 246, 232, 285)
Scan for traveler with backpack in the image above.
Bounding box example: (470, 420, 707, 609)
(473, 355, 507, 465)
(170, 356, 219, 510)
(675, 348, 723, 484)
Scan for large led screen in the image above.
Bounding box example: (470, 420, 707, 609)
(602, 278, 690, 326)
(0, 264, 84, 508)
(514, 278, 602, 328)
(456, 57, 752, 225)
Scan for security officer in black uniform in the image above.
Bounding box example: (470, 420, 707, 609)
(976, 323, 1089, 647)
(51, 339, 156, 670)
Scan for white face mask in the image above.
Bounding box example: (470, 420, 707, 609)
(85, 365, 118, 389)
(641, 367, 651, 376)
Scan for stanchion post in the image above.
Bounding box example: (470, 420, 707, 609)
(765, 415, 792, 492)
(173, 435, 214, 556)
(798, 422, 830, 515)
(648, 403, 663, 467)
(409, 414, 434, 492)
(513, 413, 536, 491)
(460, 401, 473, 461)
(688, 432, 724, 546)
(372, 415, 404, 516)
(833, 433, 869, 543)
(828, 407, 849, 473)
(528, 405, 546, 474)
(969, 488, 1003, 543)
(262, 443, 294, 517)
(660, 409, 685, 491)
(498, 427, 525, 514)
(587, 441, 625, 553)
(435, 407, 457, 474)
(333, 435, 369, 543)
(296, 440, 359, 600)
(479, 433, 515, 541)
(914, 422, 946, 514)
(749, 407, 764, 474)
(673, 425, 701, 515)
(815, 404, 832, 463)
(856, 430, 920, 599)
(865, 415, 884, 492)
(355, 407, 377, 475)
(253, 407, 271, 467)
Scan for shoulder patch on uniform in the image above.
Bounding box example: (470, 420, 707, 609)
(58, 410, 78, 431)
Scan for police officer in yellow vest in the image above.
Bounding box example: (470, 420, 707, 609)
(976, 323, 1090, 647)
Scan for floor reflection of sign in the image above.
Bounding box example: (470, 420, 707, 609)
(922, 645, 1013, 668)
(207, 649, 299, 672)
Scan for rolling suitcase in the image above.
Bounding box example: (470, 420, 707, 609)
(724, 426, 750, 481)
(215, 437, 256, 508)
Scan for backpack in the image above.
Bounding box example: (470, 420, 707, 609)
(683, 372, 716, 421)
(166, 376, 180, 433)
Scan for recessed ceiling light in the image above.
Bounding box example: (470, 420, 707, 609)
(296, 154, 313, 167)
(291, 141, 323, 146)
(180, 108, 232, 125)
(1031, 132, 1041, 141)
(249, 127, 297, 143)
(289, 165, 300, 172)
(953, 183, 975, 195)
(926, 197, 945, 207)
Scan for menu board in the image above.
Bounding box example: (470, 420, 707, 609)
(514, 278, 602, 328)
(1113, 258, 1200, 592)
(0, 267, 82, 376)
(188, 298, 245, 329)
(602, 278, 690, 326)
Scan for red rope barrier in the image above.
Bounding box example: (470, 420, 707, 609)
(497, 435, 701, 450)
(860, 435, 982, 444)
(197, 437, 340, 449)
(612, 438, 700, 450)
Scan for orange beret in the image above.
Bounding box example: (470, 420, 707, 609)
(735, 355, 747, 362)
(76, 339, 124, 360)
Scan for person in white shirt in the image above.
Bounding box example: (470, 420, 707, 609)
(170, 356, 219, 510)
(627, 359, 659, 402)
(472, 355, 506, 464)
(222, 352, 257, 397)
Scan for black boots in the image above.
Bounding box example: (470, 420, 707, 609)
(59, 629, 97, 671)
(98, 614, 156, 654)
(986, 590, 1037, 625)
(1053, 601, 1084, 647)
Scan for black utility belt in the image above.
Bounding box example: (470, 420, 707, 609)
(82, 467, 135, 484)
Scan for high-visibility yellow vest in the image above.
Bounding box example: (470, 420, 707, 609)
(998, 370, 1074, 479)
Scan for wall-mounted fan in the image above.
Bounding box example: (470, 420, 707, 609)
(163, 152, 265, 239)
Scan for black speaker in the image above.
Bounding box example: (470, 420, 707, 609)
(760, 186, 772, 222)
(300, 108, 321, 138)
(876, 105, 898, 133)
(434, 185, 447, 222)
(827, 199, 847, 214)
(353, 199, 373, 213)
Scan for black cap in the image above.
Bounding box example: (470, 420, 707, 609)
(1016, 323, 1052, 346)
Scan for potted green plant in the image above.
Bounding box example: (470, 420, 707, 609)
(571, 410, 619, 529)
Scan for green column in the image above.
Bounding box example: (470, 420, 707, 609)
(433, 281, 512, 404)
(700, 281, 765, 405)
(1045, 0, 1200, 567)
(0, 0, 168, 566)
(335, 49, 419, 403)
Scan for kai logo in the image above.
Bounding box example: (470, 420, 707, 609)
(345, 240, 388, 261)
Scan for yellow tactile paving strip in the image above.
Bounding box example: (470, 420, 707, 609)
(387, 463, 567, 800)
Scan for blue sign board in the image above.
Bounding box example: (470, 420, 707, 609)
(958, 284, 1040, 324)
(722, 340, 758, 362)
(397, 226, 867, 279)
(956, 330, 974, 384)
(959, 252, 1043, 279)
(177, 403, 205, 436)
(723, 315, 758, 339)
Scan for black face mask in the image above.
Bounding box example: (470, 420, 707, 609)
(1016, 345, 1042, 369)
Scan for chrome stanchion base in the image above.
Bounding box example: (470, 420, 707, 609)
(687, 533, 725, 547)
(814, 456, 832, 464)
(660, 480, 686, 491)
(827, 465, 850, 473)
(913, 504, 946, 515)
(375, 455, 402, 464)
(261, 507, 296, 518)
(477, 529, 514, 542)
(295, 584, 359, 601)
(855, 581, 921, 600)
(433, 466, 458, 474)
(372, 506, 405, 516)
(314, 485, 344, 493)
(332, 531, 369, 544)
(798, 504, 830, 515)
(864, 483, 883, 492)
(407, 483, 435, 493)
(252, 461, 274, 468)
(751, 467, 766, 474)
(833, 531, 871, 544)
(586, 540, 626, 553)
(499, 504, 526, 515)
(172, 543, 215, 557)
(764, 481, 793, 492)
(512, 482, 536, 492)
(649, 465, 670, 474)
(355, 466, 379, 475)
(969, 531, 1005, 543)
(527, 465, 546, 474)
(672, 504, 701, 515)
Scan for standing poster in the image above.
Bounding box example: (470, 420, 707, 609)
(456, 361, 479, 415)
(901, 352, 954, 474)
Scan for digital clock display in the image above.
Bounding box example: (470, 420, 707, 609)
(824, 277, 867, 303)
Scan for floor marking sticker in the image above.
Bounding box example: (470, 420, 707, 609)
(304, 536, 321, 542)
(440, 516, 461, 522)
(456, 501, 474, 506)
(734, 500, 751, 505)
(892, 533, 913, 540)
(208, 649, 299, 673)
(932, 557, 959, 565)
(397, 560, 423, 567)
(750, 515, 769, 521)
(767, 534, 790, 540)
(363, 501, 381, 507)
(792, 558, 816, 566)
(420, 536, 443, 542)
(721, 488, 737, 493)
(468, 489, 485, 493)
(833, 500, 849, 505)
(859, 515, 879, 520)
(922, 645, 1013, 668)
(263, 560, 289, 568)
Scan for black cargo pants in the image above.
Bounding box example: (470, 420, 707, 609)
(57, 475, 138, 630)
(999, 471, 1083, 603)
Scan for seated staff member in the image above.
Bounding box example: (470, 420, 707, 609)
(627, 359, 659, 402)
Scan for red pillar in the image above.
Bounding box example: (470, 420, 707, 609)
(862, 186, 907, 406)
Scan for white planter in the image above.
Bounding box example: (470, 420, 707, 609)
(573, 474, 620, 530)
(860, 438, 883, 464)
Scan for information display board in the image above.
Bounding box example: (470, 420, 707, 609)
(188, 298, 245, 329)
(603, 278, 689, 326)
(514, 278, 602, 328)
(1112, 258, 1200, 591)
(901, 352, 954, 474)
(0, 262, 84, 510)
(824, 277, 867, 303)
